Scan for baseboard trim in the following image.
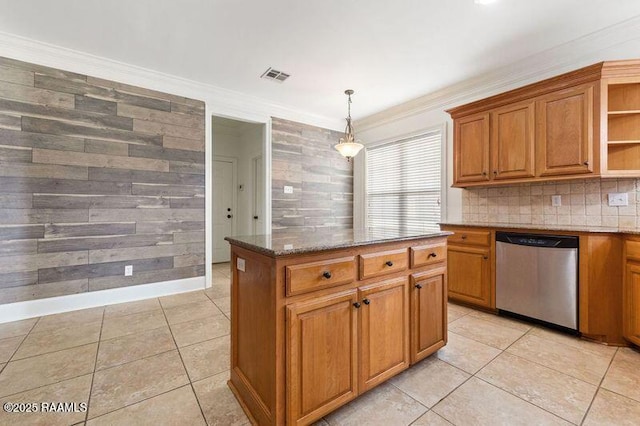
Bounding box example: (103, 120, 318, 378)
(0, 276, 206, 324)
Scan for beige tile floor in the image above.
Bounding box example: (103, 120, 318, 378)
(0, 262, 638, 425)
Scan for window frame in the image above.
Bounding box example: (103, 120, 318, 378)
(361, 123, 448, 230)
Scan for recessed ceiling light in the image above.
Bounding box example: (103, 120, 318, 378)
(475, 0, 498, 4)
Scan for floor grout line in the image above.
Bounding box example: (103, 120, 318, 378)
(159, 296, 209, 424)
(85, 308, 105, 423)
(579, 347, 620, 425)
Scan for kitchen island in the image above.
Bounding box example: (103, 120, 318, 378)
(225, 228, 450, 425)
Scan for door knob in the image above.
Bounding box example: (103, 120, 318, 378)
(353, 302, 361, 309)
(415, 284, 423, 289)
(363, 298, 370, 305)
(227, 208, 231, 212)
(227, 214, 233, 219)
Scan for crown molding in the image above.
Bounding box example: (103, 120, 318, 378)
(356, 15, 640, 132)
(0, 31, 344, 131)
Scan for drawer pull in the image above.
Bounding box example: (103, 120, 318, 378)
(322, 271, 332, 279)
(461, 235, 467, 240)
(363, 298, 370, 305)
(385, 261, 394, 267)
(353, 302, 361, 309)
(428, 252, 437, 258)
(415, 284, 423, 289)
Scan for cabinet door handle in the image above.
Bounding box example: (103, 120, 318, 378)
(493, 170, 498, 175)
(385, 261, 394, 267)
(482, 171, 487, 176)
(353, 302, 361, 309)
(415, 284, 423, 289)
(428, 252, 437, 258)
(227, 214, 233, 219)
(363, 298, 370, 305)
(461, 235, 467, 240)
(483, 256, 488, 260)
(583, 161, 590, 166)
(322, 271, 332, 279)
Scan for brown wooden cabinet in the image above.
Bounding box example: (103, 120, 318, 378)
(228, 235, 449, 425)
(359, 278, 409, 392)
(441, 226, 493, 309)
(454, 112, 490, 184)
(286, 291, 359, 425)
(537, 84, 594, 177)
(447, 245, 491, 308)
(624, 238, 640, 347)
(491, 101, 535, 180)
(449, 60, 640, 187)
(410, 266, 447, 363)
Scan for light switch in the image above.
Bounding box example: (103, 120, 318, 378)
(284, 186, 293, 194)
(124, 265, 133, 276)
(284, 244, 293, 250)
(237, 257, 246, 272)
(608, 192, 629, 206)
(551, 195, 562, 207)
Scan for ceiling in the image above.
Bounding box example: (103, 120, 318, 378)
(1, 0, 640, 121)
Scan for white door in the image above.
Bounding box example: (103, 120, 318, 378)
(213, 159, 235, 263)
(253, 155, 264, 235)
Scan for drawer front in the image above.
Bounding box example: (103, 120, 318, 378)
(447, 230, 490, 246)
(286, 256, 356, 296)
(359, 249, 408, 280)
(626, 239, 640, 262)
(411, 243, 447, 268)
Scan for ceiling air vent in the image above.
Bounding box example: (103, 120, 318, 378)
(261, 67, 290, 83)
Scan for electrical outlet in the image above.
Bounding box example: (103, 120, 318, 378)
(284, 186, 293, 194)
(124, 265, 133, 276)
(551, 195, 562, 207)
(284, 244, 294, 250)
(608, 192, 629, 206)
(237, 257, 246, 272)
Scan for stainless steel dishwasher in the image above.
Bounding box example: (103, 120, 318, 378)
(496, 232, 579, 331)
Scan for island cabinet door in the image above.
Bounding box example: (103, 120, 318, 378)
(358, 277, 410, 393)
(286, 290, 359, 426)
(410, 266, 447, 364)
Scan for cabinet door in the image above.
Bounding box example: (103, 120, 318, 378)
(447, 246, 492, 308)
(410, 266, 447, 364)
(536, 85, 594, 176)
(286, 290, 359, 425)
(491, 101, 535, 180)
(359, 278, 409, 392)
(454, 112, 490, 184)
(624, 262, 640, 346)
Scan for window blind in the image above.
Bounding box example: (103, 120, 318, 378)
(366, 130, 442, 232)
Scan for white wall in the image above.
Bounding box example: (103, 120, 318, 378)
(354, 17, 640, 225)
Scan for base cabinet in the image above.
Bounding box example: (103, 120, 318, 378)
(286, 291, 359, 426)
(411, 266, 447, 363)
(624, 255, 640, 346)
(359, 278, 409, 392)
(447, 245, 492, 309)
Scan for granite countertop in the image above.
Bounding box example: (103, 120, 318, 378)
(440, 221, 640, 235)
(225, 228, 452, 257)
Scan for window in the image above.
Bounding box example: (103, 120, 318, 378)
(366, 129, 442, 231)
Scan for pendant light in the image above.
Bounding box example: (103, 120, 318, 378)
(334, 89, 364, 162)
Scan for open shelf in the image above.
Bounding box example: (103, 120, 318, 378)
(607, 82, 640, 173)
(608, 144, 640, 171)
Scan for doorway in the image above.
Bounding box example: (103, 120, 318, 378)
(211, 116, 267, 264)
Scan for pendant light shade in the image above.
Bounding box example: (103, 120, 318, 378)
(334, 89, 364, 161)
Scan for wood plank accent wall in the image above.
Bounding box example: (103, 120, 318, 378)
(0, 57, 206, 304)
(271, 117, 354, 231)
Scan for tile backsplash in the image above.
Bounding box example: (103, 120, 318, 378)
(462, 178, 640, 228)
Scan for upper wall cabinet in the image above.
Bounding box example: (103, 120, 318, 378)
(448, 60, 640, 187)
